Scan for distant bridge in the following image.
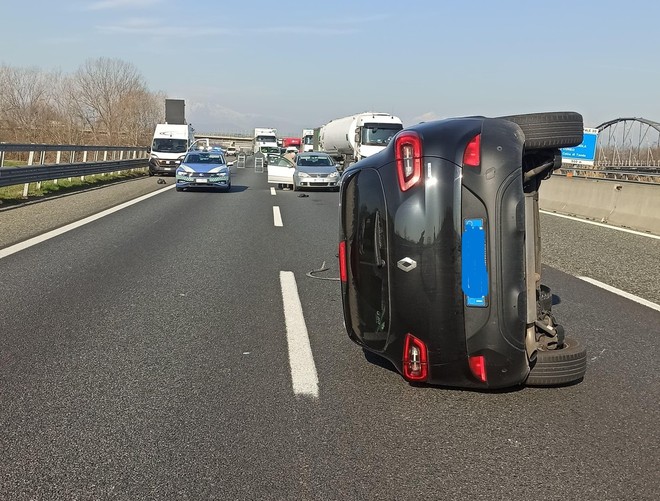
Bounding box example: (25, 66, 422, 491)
(193, 133, 254, 151)
(594, 117, 660, 168)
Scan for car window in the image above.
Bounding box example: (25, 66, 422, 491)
(271, 156, 294, 167)
(185, 153, 224, 164)
(297, 156, 333, 167)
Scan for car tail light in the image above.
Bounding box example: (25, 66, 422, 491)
(463, 134, 481, 167)
(403, 333, 428, 381)
(395, 132, 422, 191)
(338, 241, 347, 283)
(469, 354, 487, 382)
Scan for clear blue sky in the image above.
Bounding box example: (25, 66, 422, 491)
(2, 0, 659, 135)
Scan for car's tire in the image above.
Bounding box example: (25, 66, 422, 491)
(499, 112, 584, 150)
(175, 187, 182, 192)
(148, 171, 154, 177)
(526, 336, 587, 386)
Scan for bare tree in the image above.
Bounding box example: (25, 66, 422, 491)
(70, 57, 148, 144)
(0, 65, 57, 142)
(118, 88, 166, 146)
(0, 59, 167, 146)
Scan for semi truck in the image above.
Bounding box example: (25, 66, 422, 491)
(301, 129, 314, 152)
(318, 112, 403, 167)
(253, 127, 278, 154)
(148, 123, 195, 176)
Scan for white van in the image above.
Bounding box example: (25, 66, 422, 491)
(149, 123, 194, 175)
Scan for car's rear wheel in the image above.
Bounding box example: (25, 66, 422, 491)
(499, 112, 584, 150)
(526, 336, 587, 386)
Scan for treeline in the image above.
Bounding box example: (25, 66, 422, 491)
(0, 57, 165, 146)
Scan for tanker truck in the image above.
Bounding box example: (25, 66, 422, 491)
(319, 112, 403, 167)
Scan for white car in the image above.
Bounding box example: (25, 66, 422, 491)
(225, 146, 238, 156)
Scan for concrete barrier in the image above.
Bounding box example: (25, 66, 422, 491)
(539, 176, 660, 235)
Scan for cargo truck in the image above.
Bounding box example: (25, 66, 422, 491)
(319, 112, 403, 167)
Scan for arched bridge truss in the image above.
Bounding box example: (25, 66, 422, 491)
(595, 118, 660, 168)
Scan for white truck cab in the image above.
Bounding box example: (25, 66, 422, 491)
(253, 127, 278, 154)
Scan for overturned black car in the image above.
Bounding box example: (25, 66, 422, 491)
(338, 112, 587, 389)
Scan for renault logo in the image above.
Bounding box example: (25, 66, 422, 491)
(397, 257, 417, 272)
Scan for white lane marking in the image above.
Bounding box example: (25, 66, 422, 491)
(270, 187, 276, 196)
(540, 210, 660, 240)
(273, 206, 283, 227)
(279, 271, 319, 397)
(578, 276, 660, 313)
(0, 185, 175, 260)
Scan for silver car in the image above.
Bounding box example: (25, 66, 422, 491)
(292, 152, 340, 191)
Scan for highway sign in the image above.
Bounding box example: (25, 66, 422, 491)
(561, 128, 598, 165)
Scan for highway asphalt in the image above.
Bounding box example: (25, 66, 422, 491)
(0, 163, 658, 500)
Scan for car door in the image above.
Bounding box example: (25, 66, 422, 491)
(267, 157, 295, 184)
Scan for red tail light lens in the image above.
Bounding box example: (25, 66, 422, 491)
(395, 132, 422, 191)
(463, 134, 481, 167)
(338, 241, 347, 283)
(469, 354, 487, 382)
(403, 333, 428, 381)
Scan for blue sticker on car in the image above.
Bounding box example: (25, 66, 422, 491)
(462, 218, 488, 307)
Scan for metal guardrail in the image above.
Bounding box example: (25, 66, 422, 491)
(0, 143, 149, 193)
(0, 143, 143, 153)
(558, 166, 660, 184)
(0, 159, 147, 188)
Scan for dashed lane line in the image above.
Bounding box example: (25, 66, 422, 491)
(279, 271, 319, 397)
(270, 187, 276, 196)
(273, 206, 283, 227)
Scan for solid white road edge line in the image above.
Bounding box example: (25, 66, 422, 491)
(279, 271, 319, 398)
(273, 206, 283, 227)
(0, 184, 175, 260)
(540, 210, 660, 240)
(578, 276, 660, 313)
(270, 187, 276, 196)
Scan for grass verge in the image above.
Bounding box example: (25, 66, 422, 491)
(0, 169, 148, 204)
